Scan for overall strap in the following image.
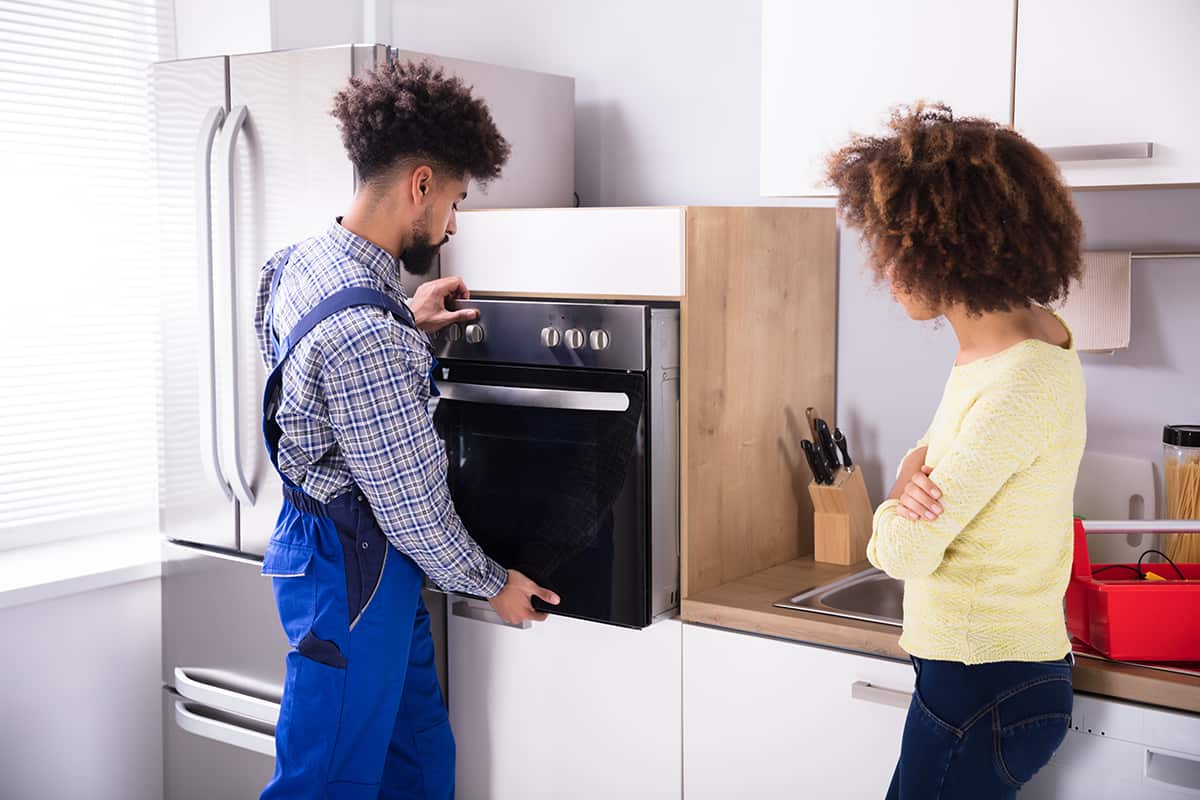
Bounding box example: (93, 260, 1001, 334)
(262, 275, 423, 489)
(279, 286, 415, 359)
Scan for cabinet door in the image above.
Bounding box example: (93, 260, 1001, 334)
(1015, 0, 1200, 188)
(442, 207, 686, 297)
(683, 624, 912, 799)
(761, 0, 1015, 196)
(448, 601, 682, 800)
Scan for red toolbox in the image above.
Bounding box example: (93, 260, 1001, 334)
(1067, 519, 1200, 661)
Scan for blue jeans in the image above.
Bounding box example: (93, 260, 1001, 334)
(886, 654, 1074, 799)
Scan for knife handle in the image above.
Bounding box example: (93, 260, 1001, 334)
(834, 428, 853, 469)
(814, 418, 839, 472)
(805, 407, 819, 441)
(800, 439, 824, 484)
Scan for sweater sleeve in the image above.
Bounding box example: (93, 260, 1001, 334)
(867, 381, 1047, 580)
(894, 425, 933, 482)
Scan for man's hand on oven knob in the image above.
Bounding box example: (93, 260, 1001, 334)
(410, 277, 478, 333)
(489, 569, 561, 624)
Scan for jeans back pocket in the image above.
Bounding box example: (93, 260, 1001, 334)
(994, 675, 1073, 787)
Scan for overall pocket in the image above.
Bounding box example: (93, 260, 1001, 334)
(262, 541, 316, 646)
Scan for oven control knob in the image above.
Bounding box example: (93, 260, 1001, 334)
(540, 327, 561, 348)
(446, 324, 463, 342)
(464, 323, 486, 344)
(589, 329, 611, 351)
(564, 328, 586, 350)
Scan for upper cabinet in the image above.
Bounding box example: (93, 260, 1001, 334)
(1013, 0, 1200, 188)
(762, 0, 1200, 194)
(760, 0, 1015, 197)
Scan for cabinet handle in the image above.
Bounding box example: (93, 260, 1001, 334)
(1145, 748, 1200, 790)
(1042, 142, 1153, 162)
(850, 680, 912, 710)
(452, 599, 531, 630)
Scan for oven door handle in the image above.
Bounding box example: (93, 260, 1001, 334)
(436, 382, 631, 413)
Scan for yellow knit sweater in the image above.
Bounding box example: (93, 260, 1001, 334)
(868, 325, 1087, 664)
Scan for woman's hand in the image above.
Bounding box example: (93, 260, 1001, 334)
(888, 447, 944, 522)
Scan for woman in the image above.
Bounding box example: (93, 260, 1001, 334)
(825, 103, 1087, 798)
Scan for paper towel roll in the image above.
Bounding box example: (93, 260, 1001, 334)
(1055, 251, 1132, 352)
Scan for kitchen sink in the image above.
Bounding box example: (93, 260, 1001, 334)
(774, 568, 904, 627)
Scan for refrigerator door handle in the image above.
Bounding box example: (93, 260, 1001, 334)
(196, 106, 232, 502)
(175, 667, 281, 725)
(214, 104, 256, 507)
(174, 700, 275, 757)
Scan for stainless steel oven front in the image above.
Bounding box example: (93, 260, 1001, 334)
(430, 299, 679, 628)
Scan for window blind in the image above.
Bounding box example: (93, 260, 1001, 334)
(0, 0, 176, 548)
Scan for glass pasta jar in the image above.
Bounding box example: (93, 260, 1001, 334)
(1163, 425, 1200, 563)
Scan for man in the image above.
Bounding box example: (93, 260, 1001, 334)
(255, 60, 559, 799)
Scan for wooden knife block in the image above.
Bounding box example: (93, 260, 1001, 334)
(808, 467, 874, 566)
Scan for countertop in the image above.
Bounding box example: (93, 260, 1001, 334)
(680, 556, 1200, 715)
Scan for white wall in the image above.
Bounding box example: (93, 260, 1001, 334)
(0, 579, 162, 800)
(388, 0, 1200, 506)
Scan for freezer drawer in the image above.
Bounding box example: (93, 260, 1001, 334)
(164, 688, 275, 799)
(162, 542, 288, 687)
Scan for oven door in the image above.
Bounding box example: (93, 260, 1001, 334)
(433, 361, 648, 627)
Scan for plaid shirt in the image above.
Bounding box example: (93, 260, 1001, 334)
(254, 219, 507, 598)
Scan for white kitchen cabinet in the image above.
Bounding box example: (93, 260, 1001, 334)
(1014, 0, 1200, 188)
(683, 623, 912, 799)
(441, 207, 685, 298)
(760, 0, 1015, 197)
(447, 600, 682, 800)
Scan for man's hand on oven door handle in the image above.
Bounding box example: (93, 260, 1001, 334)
(489, 569, 561, 625)
(410, 276, 479, 333)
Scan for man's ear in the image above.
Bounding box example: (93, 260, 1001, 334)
(410, 164, 434, 204)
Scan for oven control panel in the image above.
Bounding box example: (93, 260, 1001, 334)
(430, 299, 652, 371)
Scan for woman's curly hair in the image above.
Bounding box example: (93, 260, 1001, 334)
(825, 103, 1082, 315)
(331, 59, 510, 186)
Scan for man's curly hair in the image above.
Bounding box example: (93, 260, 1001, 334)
(331, 59, 510, 187)
(825, 103, 1082, 315)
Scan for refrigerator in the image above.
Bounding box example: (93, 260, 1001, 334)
(152, 44, 574, 798)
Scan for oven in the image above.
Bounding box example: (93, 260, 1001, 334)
(430, 299, 679, 628)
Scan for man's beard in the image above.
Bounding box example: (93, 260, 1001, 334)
(400, 215, 446, 276)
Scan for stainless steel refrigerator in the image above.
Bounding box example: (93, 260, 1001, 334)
(152, 43, 573, 798)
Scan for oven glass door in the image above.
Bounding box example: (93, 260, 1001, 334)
(433, 361, 647, 627)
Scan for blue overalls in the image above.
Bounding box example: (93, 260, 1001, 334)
(259, 264, 454, 800)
